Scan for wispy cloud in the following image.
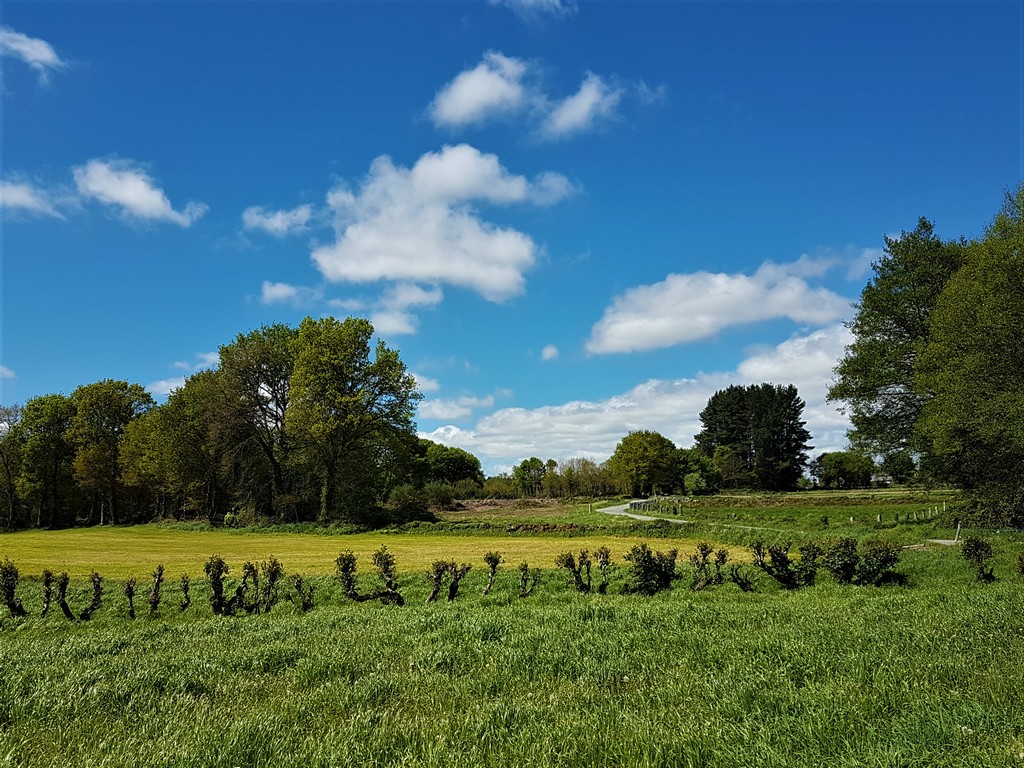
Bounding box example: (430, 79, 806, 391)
(74, 159, 207, 226)
(586, 257, 851, 354)
(242, 204, 314, 237)
(0, 181, 64, 219)
(540, 72, 623, 140)
(0, 26, 66, 84)
(312, 144, 573, 329)
(0, 365, 15, 380)
(541, 344, 559, 361)
(419, 394, 496, 421)
(260, 281, 323, 307)
(422, 325, 852, 471)
(490, 0, 577, 21)
(146, 376, 186, 397)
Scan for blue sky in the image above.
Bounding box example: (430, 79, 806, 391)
(2, 0, 1022, 474)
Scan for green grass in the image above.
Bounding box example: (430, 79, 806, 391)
(1, 493, 1021, 767)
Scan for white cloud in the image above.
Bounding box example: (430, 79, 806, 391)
(73, 159, 207, 226)
(490, 0, 576, 20)
(371, 283, 444, 336)
(419, 394, 496, 421)
(312, 144, 572, 308)
(242, 204, 313, 237)
(541, 345, 559, 361)
(0, 26, 65, 83)
(260, 281, 323, 307)
(146, 376, 186, 397)
(0, 365, 15, 380)
(411, 373, 441, 393)
(540, 73, 623, 140)
(421, 324, 853, 472)
(586, 258, 851, 354)
(0, 181, 63, 219)
(430, 52, 528, 128)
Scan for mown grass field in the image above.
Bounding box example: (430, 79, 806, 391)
(1, 492, 1022, 767)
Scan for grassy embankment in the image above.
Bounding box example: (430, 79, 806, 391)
(1, 492, 1022, 767)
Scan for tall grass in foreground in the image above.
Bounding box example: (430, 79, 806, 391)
(0, 547, 1022, 767)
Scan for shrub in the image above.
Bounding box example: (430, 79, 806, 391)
(688, 542, 728, 591)
(854, 540, 902, 585)
(446, 563, 471, 602)
(750, 540, 818, 590)
(595, 547, 612, 594)
(821, 538, 860, 584)
(729, 564, 756, 592)
(179, 574, 191, 612)
(960, 536, 996, 583)
(371, 546, 404, 606)
(40, 570, 53, 618)
(123, 578, 137, 619)
(290, 575, 315, 612)
(148, 564, 165, 615)
(518, 562, 539, 598)
(555, 550, 592, 593)
(482, 551, 502, 596)
(624, 543, 678, 595)
(425, 560, 450, 603)
(388, 484, 429, 518)
(78, 572, 103, 621)
(0, 558, 27, 618)
(259, 556, 285, 613)
(423, 481, 456, 511)
(335, 550, 359, 600)
(56, 572, 74, 621)
(204, 555, 230, 615)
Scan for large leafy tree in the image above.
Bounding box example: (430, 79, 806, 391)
(695, 383, 811, 491)
(69, 380, 154, 524)
(916, 186, 1024, 523)
(16, 394, 79, 528)
(512, 457, 547, 497)
(218, 324, 299, 518)
(289, 316, 421, 523)
(607, 430, 680, 497)
(828, 219, 966, 457)
(0, 405, 23, 529)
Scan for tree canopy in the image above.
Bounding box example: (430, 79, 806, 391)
(695, 383, 811, 491)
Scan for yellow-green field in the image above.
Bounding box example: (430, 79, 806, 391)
(0, 526, 719, 579)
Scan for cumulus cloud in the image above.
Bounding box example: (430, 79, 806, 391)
(260, 281, 323, 307)
(419, 394, 496, 421)
(73, 159, 207, 226)
(430, 52, 528, 127)
(541, 345, 559, 361)
(586, 258, 851, 354)
(540, 73, 623, 140)
(242, 204, 313, 237)
(146, 376, 186, 397)
(312, 144, 573, 308)
(0, 26, 65, 83)
(0, 181, 63, 219)
(421, 324, 853, 472)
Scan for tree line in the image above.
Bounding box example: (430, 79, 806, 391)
(828, 184, 1024, 525)
(0, 317, 487, 530)
(510, 382, 814, 498)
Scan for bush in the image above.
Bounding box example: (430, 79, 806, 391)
(1, 558, 27, 618)
(960, 536, 996, 582)
(555, 550, 592, 593)
(204, 555, 230, 615)
(79, 572, 103, 621)
(517, 562, 539, 597)
(855, 540, 902, 585)
(482, 551, 502, 596)
(749, 540, 818, 590)
(423, 481, 456, 511)
(623, 543, 678, 595)
(821, 538, 860, 584)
